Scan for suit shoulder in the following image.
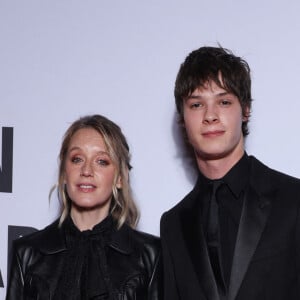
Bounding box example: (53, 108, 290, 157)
(250, 155, 300, 185)
(161, 186, 196, 221)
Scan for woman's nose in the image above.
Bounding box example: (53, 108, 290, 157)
(80, 162, 93, 177)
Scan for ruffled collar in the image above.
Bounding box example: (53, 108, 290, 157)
(54, 215, 114, 299)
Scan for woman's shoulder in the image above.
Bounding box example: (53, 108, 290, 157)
(12, 219, 63, 254)
(130, 226, 160, 250)
(110, 223, 161, 258)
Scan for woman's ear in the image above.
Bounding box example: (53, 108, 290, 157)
(116, 176, 122, 189)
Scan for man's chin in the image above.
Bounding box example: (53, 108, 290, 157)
(196, 150, 227, 161)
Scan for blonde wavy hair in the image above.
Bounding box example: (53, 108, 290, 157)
(56, 114, 139, 229)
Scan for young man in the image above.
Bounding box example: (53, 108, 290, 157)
(160, 46, 300, 300)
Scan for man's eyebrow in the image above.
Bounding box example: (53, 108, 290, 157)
(186, 95, 201, 99)
(185, 94, 203, 100)
(216, 92, 230, 96)
(186, 91, 230, 100)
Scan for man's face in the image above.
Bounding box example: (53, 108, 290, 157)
(183, 80, 248, 164)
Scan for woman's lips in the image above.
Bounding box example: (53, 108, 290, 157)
(77, 184, 96, 192)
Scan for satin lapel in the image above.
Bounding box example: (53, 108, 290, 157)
(181, 191, 220, 300)
(196, 229, 220, 300)
(228, 185, 272, 300)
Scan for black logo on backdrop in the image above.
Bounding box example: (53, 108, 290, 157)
(0, 127, 36, 289)
(0, 127, 14, 288)
(0, 269, 3, 288)
(0, 127, 13, 193)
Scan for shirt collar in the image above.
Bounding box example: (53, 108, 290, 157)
(222, 152, 249, 198)
(197, 152, 250, 198)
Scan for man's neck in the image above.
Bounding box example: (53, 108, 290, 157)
(197, 150, 245, 180)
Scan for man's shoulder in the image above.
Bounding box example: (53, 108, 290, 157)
(162, 156, 300, 219)
(161, 185, 197, 225)
(249, 155, 300, 185)
(248, 155, 300, 203)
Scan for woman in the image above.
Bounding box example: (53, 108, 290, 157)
(6, 114, 162, 300)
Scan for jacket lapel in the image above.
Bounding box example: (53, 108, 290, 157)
(180, 187, 220, 300)
(228, 158, 273, 300)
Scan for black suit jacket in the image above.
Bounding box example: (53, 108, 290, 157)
(160, 156, 300, 300)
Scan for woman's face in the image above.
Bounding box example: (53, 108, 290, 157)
(64, 127, 120, 215)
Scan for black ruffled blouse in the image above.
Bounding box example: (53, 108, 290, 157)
(54, 215, 113, 300)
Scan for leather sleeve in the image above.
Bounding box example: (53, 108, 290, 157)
(6, 242, 25, 300)
(148, 246, 163, 299)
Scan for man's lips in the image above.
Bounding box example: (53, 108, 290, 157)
(202, 130, 225, 137)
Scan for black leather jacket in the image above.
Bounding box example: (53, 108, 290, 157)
(6, 219, 162, 300)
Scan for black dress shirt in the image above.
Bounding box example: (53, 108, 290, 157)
(198, 153, 250, 290)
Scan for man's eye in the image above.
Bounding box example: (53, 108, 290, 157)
(220, 100, 231, 106)
(190, 102, 202, 109)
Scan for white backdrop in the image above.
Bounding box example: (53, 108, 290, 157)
(1, 0, 300, 297)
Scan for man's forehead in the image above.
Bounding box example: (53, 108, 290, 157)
(190, 79, 228, 95)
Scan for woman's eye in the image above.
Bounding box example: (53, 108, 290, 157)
(97, 159, 110, 166)
(71, 156, 82, 163)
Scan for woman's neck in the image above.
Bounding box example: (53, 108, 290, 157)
(70, 207, 109, 231)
